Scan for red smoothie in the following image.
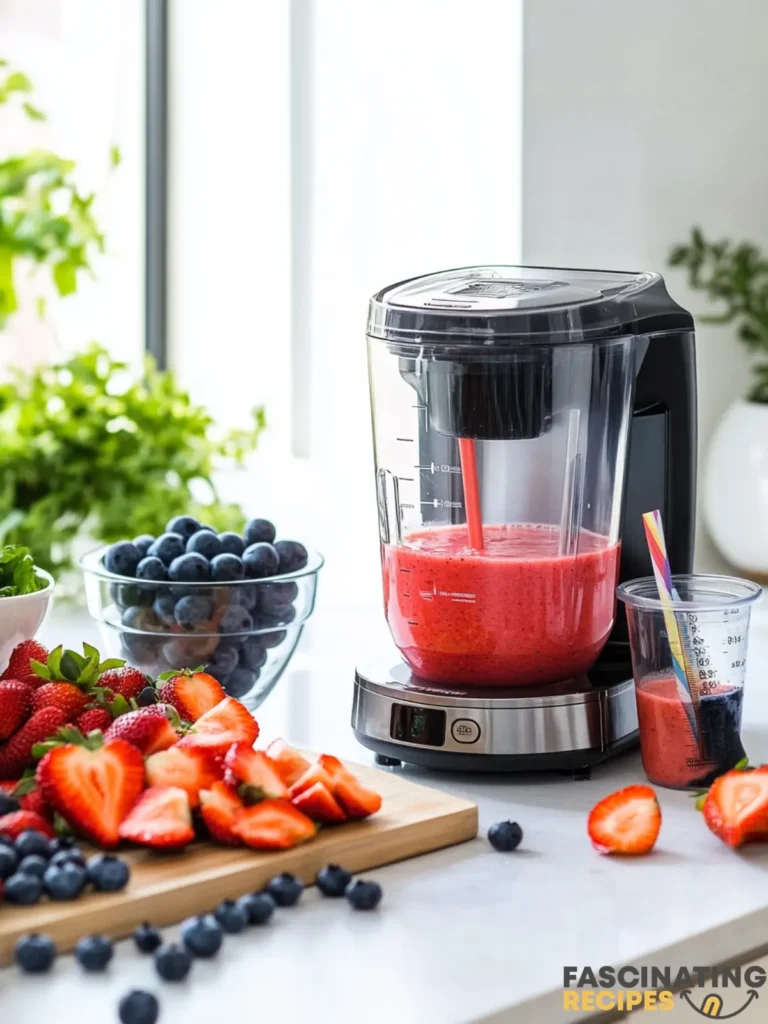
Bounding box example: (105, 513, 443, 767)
(382, 523, 620, 686)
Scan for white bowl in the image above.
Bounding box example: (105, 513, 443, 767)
(0, 571, 55, 675)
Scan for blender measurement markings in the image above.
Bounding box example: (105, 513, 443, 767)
(396, 437, 414, 443)
(416, 463, 461, 474)
(420, 499, 463, 509)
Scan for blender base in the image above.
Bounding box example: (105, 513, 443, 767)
(352, 657, 639, 774)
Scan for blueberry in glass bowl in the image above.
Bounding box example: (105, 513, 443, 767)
(80, 519, 323, 711)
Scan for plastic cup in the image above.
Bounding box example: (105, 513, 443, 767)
(617, 574, 762, 789)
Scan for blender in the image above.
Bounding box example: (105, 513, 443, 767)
(352, 265, 697, 774)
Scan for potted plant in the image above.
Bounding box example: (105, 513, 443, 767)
(670, 228, 768, 577)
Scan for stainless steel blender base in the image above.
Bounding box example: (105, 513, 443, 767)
(352, 658, 639, 773)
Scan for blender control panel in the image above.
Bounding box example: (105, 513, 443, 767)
(390, 704, 446, 746)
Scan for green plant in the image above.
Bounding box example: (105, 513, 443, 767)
(670, 228, 768, 402)
(0, 544, 47, 596)
(0, 344, 265, 578)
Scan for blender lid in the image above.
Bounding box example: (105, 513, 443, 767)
(367, 265, 693, 345)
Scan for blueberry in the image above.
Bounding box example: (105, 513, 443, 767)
(137, 556, 168, 582)
(134, 922, 163, 954)
(18, 854, 48, 879)
(243, 542, 280, 579)
(238, 892, 275, 925)
(4, 872, 42, 904)
(218, 532, 245, 556)
(154, 943, 192, 982)
(133, 534, 155, 558)
(0, 846, 18, 878)
(115, 584, 155, 609)
(487, 820, 523, 852)
(49, 836, 76, 853)
(222, 669, 256, 698)
(236, 585, 258, 611)
(87, 853, 131, 892)
(147, 532, 186, 566)
(244, 518, 276, 546)
(49, 848, 86, 868)
(152, 592, 177, 626)
(119, 990, 160, 1024)
(169, 552, 211, 584)
(261, 629, 287, 649)
(185, 532, 221, 561)
(121, 633, 162, 663)
(43, 862, 87, 900)
(166, 515, 201, 540)
(14, 933, 56, 973)
(219, 605, 253, 633)
(258, 603, 296, 628)
(0, 791, 20, 815)
(210, 553, 244, 582)
(180, 914, 223, 958)
(138, 686, 159, 706)
(260, 581, 299, 612)
(205, 645, 239, 677)
(240, 636, 267, 672)
(214, 898, 248, 934)
(345, 879, 382, 910)
(105, 541, 140, 577)
(275, 539, 309, 574)
(197, 524, 216, 533)
(75, 934, 114, 971)
(316, 864, 352, 898)
(15, 830, 51, 860)
(175, 594, 214, 631)
(122, 606, 162, 631)
(266, 872, 303, 907)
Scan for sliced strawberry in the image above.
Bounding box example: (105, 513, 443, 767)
(233, 799, 316, 850)
(37, 736, 145, 848)
(588, 784, 661, 855)
(224, 744, 288, 801)
(76, 708, 113, 734)
(266, 739, 311, 787)
(317, 753, 346, 778)
(145, 745, 221, 808)
(0, 809, 55, 839)
(158, 670, 226, 722)
(119, 786, 194, 849)
(0, 707, 68, 779)
(332, 774, 383, 819)
(104, 706, 179, 756)
(292, 781, 347, 823)
(0, 680, 33, 740)
(289, 764, 335, 799)
(32, 682, 90, 720)
(199, 781, 244, 845)
(98, 665, 148, 702)
(2, 640, 48, 681)
(178, 697, 258, 756)
(702, 767, 768, 848)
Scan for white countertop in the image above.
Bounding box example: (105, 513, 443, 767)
(3, 599, 768, 1024)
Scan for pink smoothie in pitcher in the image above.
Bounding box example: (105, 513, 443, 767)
(382, 523, 620, 686)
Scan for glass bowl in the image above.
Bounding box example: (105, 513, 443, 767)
(80, 545, 323, 710)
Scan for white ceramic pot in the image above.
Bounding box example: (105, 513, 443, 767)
(704, 399, 768, 576)
(0, 572, 55, 674)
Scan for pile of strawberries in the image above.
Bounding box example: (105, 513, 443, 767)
(0, 640, 381, 852)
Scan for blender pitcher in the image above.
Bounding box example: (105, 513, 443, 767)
(367, 266, 644, 688)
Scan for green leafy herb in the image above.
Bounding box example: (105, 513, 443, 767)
(0, 544, 46, 597)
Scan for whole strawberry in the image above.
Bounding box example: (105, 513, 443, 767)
(77, 708, 113, 734)
(0, 680, 33, 740)
(99, 666, 148, 703)
(2, 640, 48, 681)
(32, 683, 90, 720)
(0, 707, 67, 779)
(104, 705, 180, 756)
(0, 808, 55, 839)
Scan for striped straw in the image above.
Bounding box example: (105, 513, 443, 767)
(642, 510, 699, 743)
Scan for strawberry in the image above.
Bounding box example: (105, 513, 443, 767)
(701, 767, 768, 848)
(224, 744, 289, 801)
(317, 753, 345, 778)
(104, 706, 180, 756)
(158, 670, 226, 722)
(0, 680, 33, 740)
(76, 708, 113, 734)
(292, 781, 347, 824)
(233, 799, 316, 850)
(0, 707, 67, 779)
(199, 781, 244, 845)
(178, 697, 258, 756)
(2, 640, 48, 681)
(37, 735, 145, 848)
(119, 786, 195, 849)
(32, 682, 90, 720)
(315, 755, 383, 819)
(0, 809, 55, 839)
(266, 739, 311, 787)
(588, 784, 662, 855)
(98, 665, 148, 703)
(145, 745, 221, 808)
(289, 764, 335, 800)
(12, 775, 51, 820)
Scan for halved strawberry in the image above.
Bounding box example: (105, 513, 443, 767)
(104, 706, 180, 756)
(224, 744, 288, 801)
(0, 809, 55, 839)
(292, 781, 347, 824)
(0, 680, 33, 740)
(289, 763, 335, 799)
(333, 774, 383, 819)
(158, 670, 226, 722)
(37, 736, 146, 848)
(587, 784, 661, 855)
(702, 767, 768, 848)
(145, 745, 222, 808)
(177, 697, 258, 756)
(199, 781, 244, 845)
(233, 799, 316, 850)
(119, 786, 194, 849)
(266, 739, 311, 787)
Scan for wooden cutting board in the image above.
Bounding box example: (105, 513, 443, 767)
(0, 758, 477, 965)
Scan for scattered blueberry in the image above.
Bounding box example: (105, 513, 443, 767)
(138, 686, 159, 707)
(0, 845, 18, 878)
(4, 872, 43, 904)
(147, 532, 186, 566)
(122, 606, 162, 631)
(243, 542, 280, 579)
(75, 934, 114, 972)
(169, 552, 211, 584)
(134, 923, 163, 954)
(119, 990, 160, 1024)
(18, 854, 48, 879)
(14, 933, 56, 973)
(205, 644, 239, 678)
(210, 553, 244, 582)
(180, 915, 223, 958)
(155, 943, 192, 982)
(87, 853, 131, 892)
(186, 530, 222, 560)
(266, 872, 303, 907)
(237, 892, 275, 925)
(15, 830, 51, 860)
(137, 556, 168, 582)
(239, 636, 267, 671)
(244, 518, 276, 546)
(275, 539, 309, 574)
(49, 848, 86, 868)
(152, 592, 177, 626)
(49, 836, 76, 853)
(345, 879, 382, 910)
(316, 864, 352, 898)
(132, 535, 155, 558)
(0, 791, 20, 815)
(214, 898, 248, 934)
(222, 668, 256, 699)
(175, 594, 214, 631)
(219, 605, 253, 634)
(106, 541, 141, 577)
(487, 821, 523, 852)
(166, 515, 201, 539)
(43, 861, 87, 900)
(218, 531, 245, 556)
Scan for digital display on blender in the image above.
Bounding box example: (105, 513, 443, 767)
(390, 705, 446, 746)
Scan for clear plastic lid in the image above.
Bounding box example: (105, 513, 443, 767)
(367, 265, 693, 346)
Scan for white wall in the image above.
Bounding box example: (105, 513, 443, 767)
(522, 0, 768, 571)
